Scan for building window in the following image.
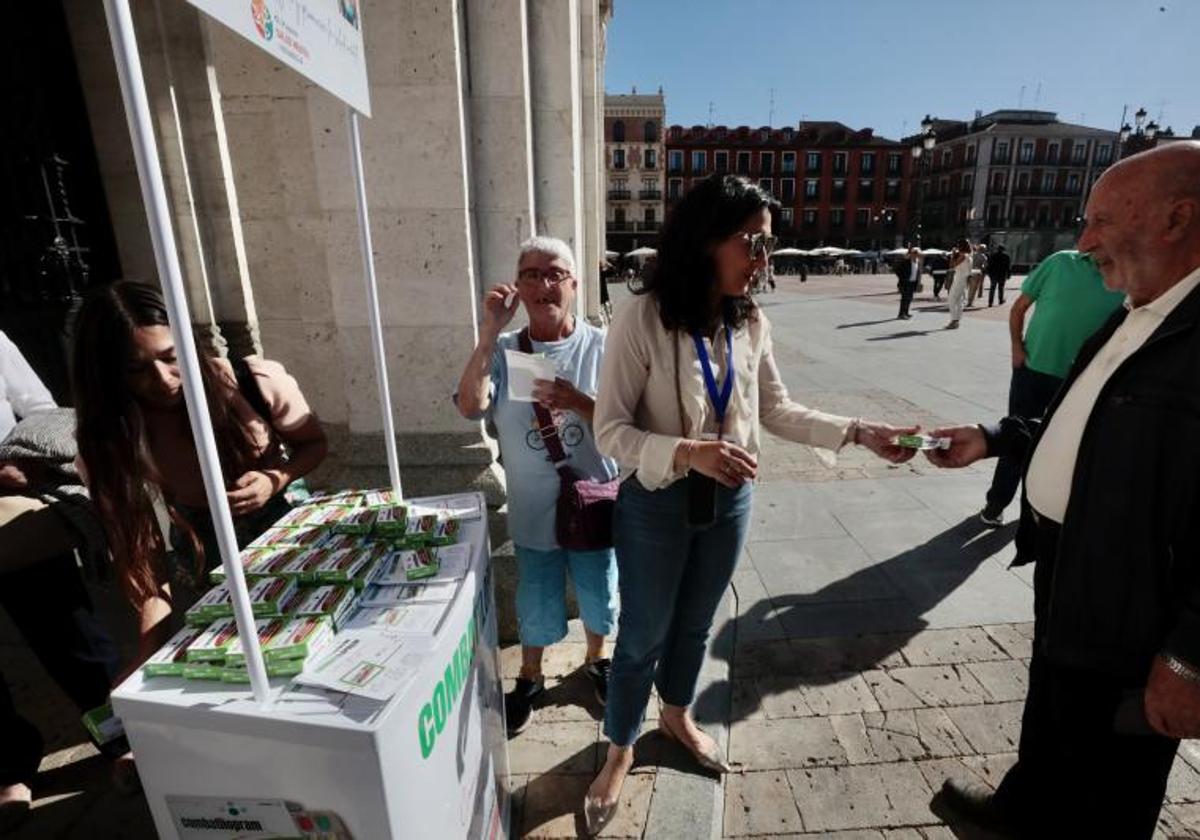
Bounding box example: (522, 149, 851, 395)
(941, 149, 952, 168)
(806, 151, 822, 173)
(668, 178, 682, 199)
(668, 150, 683, 173)
(1067, 172, 1081, 193)
(758, 178, 773, 196)
(1072, 141, 1088, 163)
(782, 151, 796, 175)
(987, 203, 1001, 225)
(963, 173, 974, 195)
(780, 207, 794, 227)
(643, 121, 658, 143)
(644, 148, 658, 169)
(1047, 142, 1059, 164)
(780, 178, 795, 203)
(887, 153, 901, 175)
(1096, 143, 1112, 165)
(1042, 172, 1056, 193)
(612, 120, 625, 142)
(1013, 204, 1027, 226)
(966, 144, 977, 163)
(715, 150, 729, 173)
(803, 209, 818, 228)
(858, 179, 874, 201)
(860, 152, 875, 175)
(805, 179, 819, 199)
(833, 152, 848, 175)
(885, 179, 901, 200)
(612, 148, 626, 170)
(1019, 141, 1034, 164)
(992, 171, 1007, 191)
(832, 179, 846, 200)
(644, 207, 656, 225)
(736, 151, 752, 175)
(939, 176, 950, 197)
(994, 141, 1010, 163)
(691, 150, 707, 174)
(855, 208, 870, 228)
(760, 151, 774, 175)
(1016, 172, 1030, 192)
(613, 207, 625, 226)
(831, 208, 845, 227)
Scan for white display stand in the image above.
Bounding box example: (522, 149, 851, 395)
(111, 498, 511, 840)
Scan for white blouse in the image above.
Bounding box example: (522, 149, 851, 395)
(594, 294, 853, 490)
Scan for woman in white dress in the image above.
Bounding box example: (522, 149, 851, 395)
(946, 238, 973, 329)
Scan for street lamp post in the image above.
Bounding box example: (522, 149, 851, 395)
(909, 115, 936, 246)
(1119, 105, 1161, 159)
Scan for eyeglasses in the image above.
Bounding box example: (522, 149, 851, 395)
(517, 267, 573, 286)
(734, 232, 777, 261)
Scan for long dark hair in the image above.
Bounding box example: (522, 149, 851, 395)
(643, 174, 778, 333)
(72, 281, 259, 603)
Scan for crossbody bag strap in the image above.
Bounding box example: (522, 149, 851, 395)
(518, 328, 570, 468)
(674, 330, 689, 439)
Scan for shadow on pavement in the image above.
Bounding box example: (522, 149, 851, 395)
(836, 317, 906, 329)
(694, 516, 1019, 725)
(865, 329, 942, 341)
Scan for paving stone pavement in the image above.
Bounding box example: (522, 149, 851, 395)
(8, 275, 1200, 838)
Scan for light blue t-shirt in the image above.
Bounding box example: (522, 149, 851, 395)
(482, 322, 618, 550)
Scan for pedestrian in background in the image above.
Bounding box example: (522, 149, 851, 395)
(966, 243, 987, 308)
(978, 249, 1123, 525)
(894, 247, 922, 319)
(986, 244, 1012, 306)
(945, 238, 973, 329)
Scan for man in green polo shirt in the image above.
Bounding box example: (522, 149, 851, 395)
(980, 250, 1125, 525)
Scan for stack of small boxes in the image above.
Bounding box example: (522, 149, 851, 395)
(142, 489, 467, 684)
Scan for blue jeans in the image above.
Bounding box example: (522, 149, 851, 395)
(604, 477, 753, 747)
(514, 545, 618, 647)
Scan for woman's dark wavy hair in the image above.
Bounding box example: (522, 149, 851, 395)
(641, 174, 779, 333)
(72, 281, 259, 603)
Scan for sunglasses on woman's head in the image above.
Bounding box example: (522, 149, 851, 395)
(734, 232, 777, 261)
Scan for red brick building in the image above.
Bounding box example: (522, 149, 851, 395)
(664, 122, 914, 249)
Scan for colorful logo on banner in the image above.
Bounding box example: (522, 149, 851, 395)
(251, 0, 274, 40)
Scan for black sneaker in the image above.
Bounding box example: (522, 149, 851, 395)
(584, 658, 611, 706)
(979, 506, 1004, 528)
(504, 676, 544, 737)
(931, 778, 1018, 837)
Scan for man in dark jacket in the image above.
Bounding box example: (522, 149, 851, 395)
(893, 247, 922, 319)
(925, 141, 1200, 838)
(986, 245, 1012, 306)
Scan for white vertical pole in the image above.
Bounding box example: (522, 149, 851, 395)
(103, 0, 270, 704)
(347, 108, 404, 499)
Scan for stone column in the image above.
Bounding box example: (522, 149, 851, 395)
(528, 0, 584, 316)
(577, 0, 603, 322)
(464, 0, 537, 286)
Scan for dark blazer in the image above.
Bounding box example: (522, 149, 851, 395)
(985, 280, 1200, 680)
(987, 251, 1012, 281)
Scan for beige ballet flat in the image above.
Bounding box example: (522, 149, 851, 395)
(658, 717, 732, 773)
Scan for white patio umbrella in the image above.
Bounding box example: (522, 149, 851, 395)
(604, 250, 620, 259)
(882, 247, 909, 256)
(809, 246, 849, 257)
(626, 246, 657, 258)
(770, 247, 808, 257)
(920, 248, 950, 256)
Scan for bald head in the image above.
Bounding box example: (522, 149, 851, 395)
(1078, 140, 1200, 305)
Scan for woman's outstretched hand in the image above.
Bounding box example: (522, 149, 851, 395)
(855, 421, 920, 463)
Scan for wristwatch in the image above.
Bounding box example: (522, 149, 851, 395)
(1163, 653, 1200, 685)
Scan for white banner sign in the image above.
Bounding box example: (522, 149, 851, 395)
(187, 0, 370, 115)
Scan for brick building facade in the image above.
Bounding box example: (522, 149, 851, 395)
(664, 121, 913, 249)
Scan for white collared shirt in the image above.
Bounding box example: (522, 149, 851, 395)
(909, 260, 920, 284)
(0, 331, 56, 441)
(1025, 264, 1200, 522)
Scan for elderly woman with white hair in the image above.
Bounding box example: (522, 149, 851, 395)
(456, 236, 619, 735)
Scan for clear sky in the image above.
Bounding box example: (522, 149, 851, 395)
(604, 0, 1199, 141)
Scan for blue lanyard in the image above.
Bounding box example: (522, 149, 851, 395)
(691, 320, 735, 431)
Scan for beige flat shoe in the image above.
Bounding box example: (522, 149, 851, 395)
(658, 717, 731, 774)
